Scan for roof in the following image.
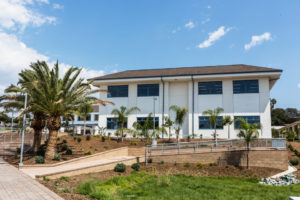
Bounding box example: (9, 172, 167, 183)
(90, 64, 282, 81)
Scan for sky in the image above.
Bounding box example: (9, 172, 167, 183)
(0, 0, 299, 109)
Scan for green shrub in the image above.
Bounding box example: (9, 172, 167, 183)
(209, 162, 217, 166)
(57, 137, 61, 141)
(94, 148, 99, 151)
(53, 153, 61, 161)
(147, 158, 152, 163)
(66, 148, 72, 155)
(131, 163, 140, 171)
(290, 158, 299, 165)
(104, 146, 109, 149)
(60, 176, 70, 182)
(86, 135, 91, 141)
(84, 150, 92, 155)
(35, 156, 45, 164)
(16, 147, 21, 154)
(184, 163, 190, 168)
(77, 137, 82, 143)
(61, 145, 69, 151)
(43, 176, 50, 181)
(196, 162, 204, 168)
(62, 139, 67, 144)
(288, 144, 294, 151)
(36, 147, 45, 157)
(130, 141, 138, 146)
(294, 150, 300, 157)
(114, 163, 126, 173)
(73, 136, 77, 141)
(159, 160, 164, 165)
(101, 136, 105, 142)
(57, 187, 71, 193)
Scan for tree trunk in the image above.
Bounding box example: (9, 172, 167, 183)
(228, 125, 230, 139)
(45, 116, 61, 160)
(83, 117, 86, 135)
(121, 124, 124, 142)
(177, 128, 180, 144)
(214, 124, 217, 147)
(30, 113, 45, 153)
(169, 127, 171, 141)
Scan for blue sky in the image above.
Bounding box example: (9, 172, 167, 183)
(0, 0, 299, 109)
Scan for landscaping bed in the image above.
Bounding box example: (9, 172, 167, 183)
(39, 162, 284, 200)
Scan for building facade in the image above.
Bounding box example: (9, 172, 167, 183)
(90, 64, 282, 139)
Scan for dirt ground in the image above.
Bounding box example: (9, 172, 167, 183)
(39, 162, 283, 200)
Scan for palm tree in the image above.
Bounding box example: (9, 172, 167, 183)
(17, 61, 112, 159)
(169, 105, 188, 143)
(202, 107, 224, 146)
(163, 116, 173, 141)
(222, 115, 233, 139)
(111, 106, 140, 142)
(79, 103, 93, 135)
(237, 118, 261, 169)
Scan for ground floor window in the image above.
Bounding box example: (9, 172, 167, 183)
(136, 117, 159, 128)
(199, 116, 223, 129)
(234, 116, 260, 129)
(106, 118, 127, 130)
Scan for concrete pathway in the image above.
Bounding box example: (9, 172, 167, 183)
(0, 158, 63, 200)
(21, 156, 136, 178)
(271, 164, 297, 179)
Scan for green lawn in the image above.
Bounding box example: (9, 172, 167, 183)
(77, 172, 300, 200)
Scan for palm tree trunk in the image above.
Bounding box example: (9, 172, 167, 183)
(228, 125, 230, 139)
(169, 127, 171, 141)
(177, 128, 180, 144)
(45, 116, 60, 160)
(121, 124, 124, 142)
(214, 124, 217, 147)
(83, 117, 86, 135)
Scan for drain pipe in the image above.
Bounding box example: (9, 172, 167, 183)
(191, 75, 195, 138)
(161, 76, 165, 139)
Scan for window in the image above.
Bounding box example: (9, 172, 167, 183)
(234, 116, 260, 129)
(107, 85, 128, 97)
(77, 116, 82, 121)
(94, 114, 99, 121)
(106, 118, 127, 130)
(198, 81, 222, 95)
(137, 84, 159, 97)
(86, 114, 91, 121)
(199, 116, 223, 129)
(233, 80, 259, 94)
(136, 117, 159, 128)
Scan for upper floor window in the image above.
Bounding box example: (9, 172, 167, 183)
(86, 114, 91, 121)
(107, 85, 128, 98)
(233, 80, 259, 94)
(234, 116, 260, 129)
(137, 84, 159, 97)
(94, 114, 99, 121)
(136, 117, 159, 128)
(199, 116, 223, 129)
(107, 118, 127, 130)
(198, 81, 222, 95)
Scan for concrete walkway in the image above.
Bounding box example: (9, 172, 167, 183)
(0, 158, 63, 200)
(21, 156, 136, 178)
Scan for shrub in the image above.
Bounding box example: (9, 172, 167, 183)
(60, 176, 70, 182)
(184, 163, 190, 168)
(77, 137, 82, 143)
(159, 160, 164, 165)
(36, 147, 45, 157)
(104, 146, 109, 149)
(84, 150, 92, 155)
(43, 176, 50, 181)
(174, 162, 177, 166)
(288, 144, 294, 151)
(61, 145, 69, 151)
(294, 150, 300, 157)
(130, 141, 138, 146)
(114, 163, 126, 173)
(16, 147, 21, 154)
(147, 158, 152, 163)
(101, 136, 105, 142)
(86, 135, 91, 141)
(66, 148, 72, 155)
(62, 139, 67, 144)
(196, 162, 204, 169)
(290, 158, 299, 165)
(35, 156, 45, 164)
(209, 162, 217, 166)
(73, 136, 77, 141)
(57, 187, 71, 193)
(131, 163, 140, 171)
(53, 153, 61, 161)
(57, 137, 61, 141)
(94, 148, 99, 151)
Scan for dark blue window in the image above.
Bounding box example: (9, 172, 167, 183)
(234, 116, 260, 129)
(137, 84, 159, 97)
(233, 80, 259, 94)
(198, 81, 222, 95)
(107, 85, 128, 97)
(137, 117, 159, 128)
(199, 116, 223, 129)
(106, 118, 127, 130)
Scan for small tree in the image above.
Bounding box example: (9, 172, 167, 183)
(163, 116, 173, 141)
(79, 103, 93, 135)
(286, 131, 297, 142)
(202, 107, 224, 146)
(222, 115, 233, 139)
(169, 105, 188, 143)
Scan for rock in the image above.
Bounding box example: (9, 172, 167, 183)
(260, 174, 300, 186)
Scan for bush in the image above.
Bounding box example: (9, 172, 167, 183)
(184, 163, 190, 168)
(101, 136, 105, 142)
(84, 150, 92, 155)
(94, 148, 99, 151)
(77, 137, 82, 143)
(60, 176, 70, 182)
(290, 158, 299, 165)
(131, 163, 140, 171)
(16, 147, 21, 154)
(130, 141, 138, 146)
(53, 153, 61, 161)
(36, 147, 45, 157)
(196, 162, 204, 168)
(35, 156, 45, 164)
(159, 160, 164, 165)
(57, 137, 61, 141)
(288, 144, 294, 151)
(86, 135, 91, 141)
(114, 163, 126, 173)
(104, 146, 109, 149)
(66, 148, 72, 155)
(62, 139, 67, 144)
(294, 149, 300, 157)
(147, 158, 152, 163)
(73, 136, 77, 141)
(61, 145, 69, 151)
(43, 176, 50, 181)
(209, 162, 217, 166)
(57, 187, 71, 193)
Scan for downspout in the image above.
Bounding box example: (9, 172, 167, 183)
(161, 76, 165, 139)
(191, 75, 195, 138)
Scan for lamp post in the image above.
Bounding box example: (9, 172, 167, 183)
(152, 96, 157, 145)
(19, 93, 28, 167)
(11, 109, 14, 142)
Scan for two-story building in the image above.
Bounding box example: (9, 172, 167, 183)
(90, 64, 282, 139)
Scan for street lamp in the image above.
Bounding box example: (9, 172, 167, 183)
(19, 93, 28, 167)
(153, 96, 157, 132)
(11, 109, 14, 142)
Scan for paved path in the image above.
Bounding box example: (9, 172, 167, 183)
(0, 158, 63, 200)
(21, 156, 136, 178)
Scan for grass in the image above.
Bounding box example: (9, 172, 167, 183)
(77, 172, 300, 200)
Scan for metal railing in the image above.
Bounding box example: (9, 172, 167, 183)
(146, 138, 286, 157)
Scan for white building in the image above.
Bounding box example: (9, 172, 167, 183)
(90, 64, 282, 139)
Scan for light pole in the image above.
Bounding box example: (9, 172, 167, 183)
(19, 93, 28, 167)
(11, 109, 14, 142)
(153, 96, 157, 132)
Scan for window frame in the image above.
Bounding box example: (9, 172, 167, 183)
(198, 116, 223, 130)
(234, 116, 261, 129)
(233, 80, 259, 94)
(107, 85, 128, 98)
(136, 117, 159, 128)
(198, 81, 223, 95)
(106, 117, 127, 130)
(137, 84, 159, 97)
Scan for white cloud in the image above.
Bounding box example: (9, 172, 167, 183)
(201, 18, 210, 24)
(36, 0, 49, 4)
(207, 5, 211, 9)
(244, 32, 272, 50)
(297, 83, 300, 88)
(53, 3, 63, 9)
(197, 26, 231, 48)
(0, 0, 55, 31)
(185, 21, 195, 29)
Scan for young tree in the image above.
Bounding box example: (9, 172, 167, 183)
(222, 115, 233, 139)
(202, 107, 224, 145)
(169, 105, 188, 143)
(111, 106, 140, 142)
(163, 116, 173, 141)
(79, 103, 93, 135)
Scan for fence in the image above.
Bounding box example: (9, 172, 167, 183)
(0, 132, 34, 156)
(146, 138, 286, 157)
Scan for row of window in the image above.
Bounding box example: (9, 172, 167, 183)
(107, 80, 259, 97)
(106, 116, 260, 130)
(77, 114, 99, 122)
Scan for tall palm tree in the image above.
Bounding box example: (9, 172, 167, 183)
(237, 118, 261, 169)
(163, 116, 173, 141)
(17, 61, 112, 159)
(79, 103, 93, 135)
(169, 105, 188, 143)
(111, 106, 140, 142)
(222, 115, 233, 139)
(202, 107, 224, 145)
